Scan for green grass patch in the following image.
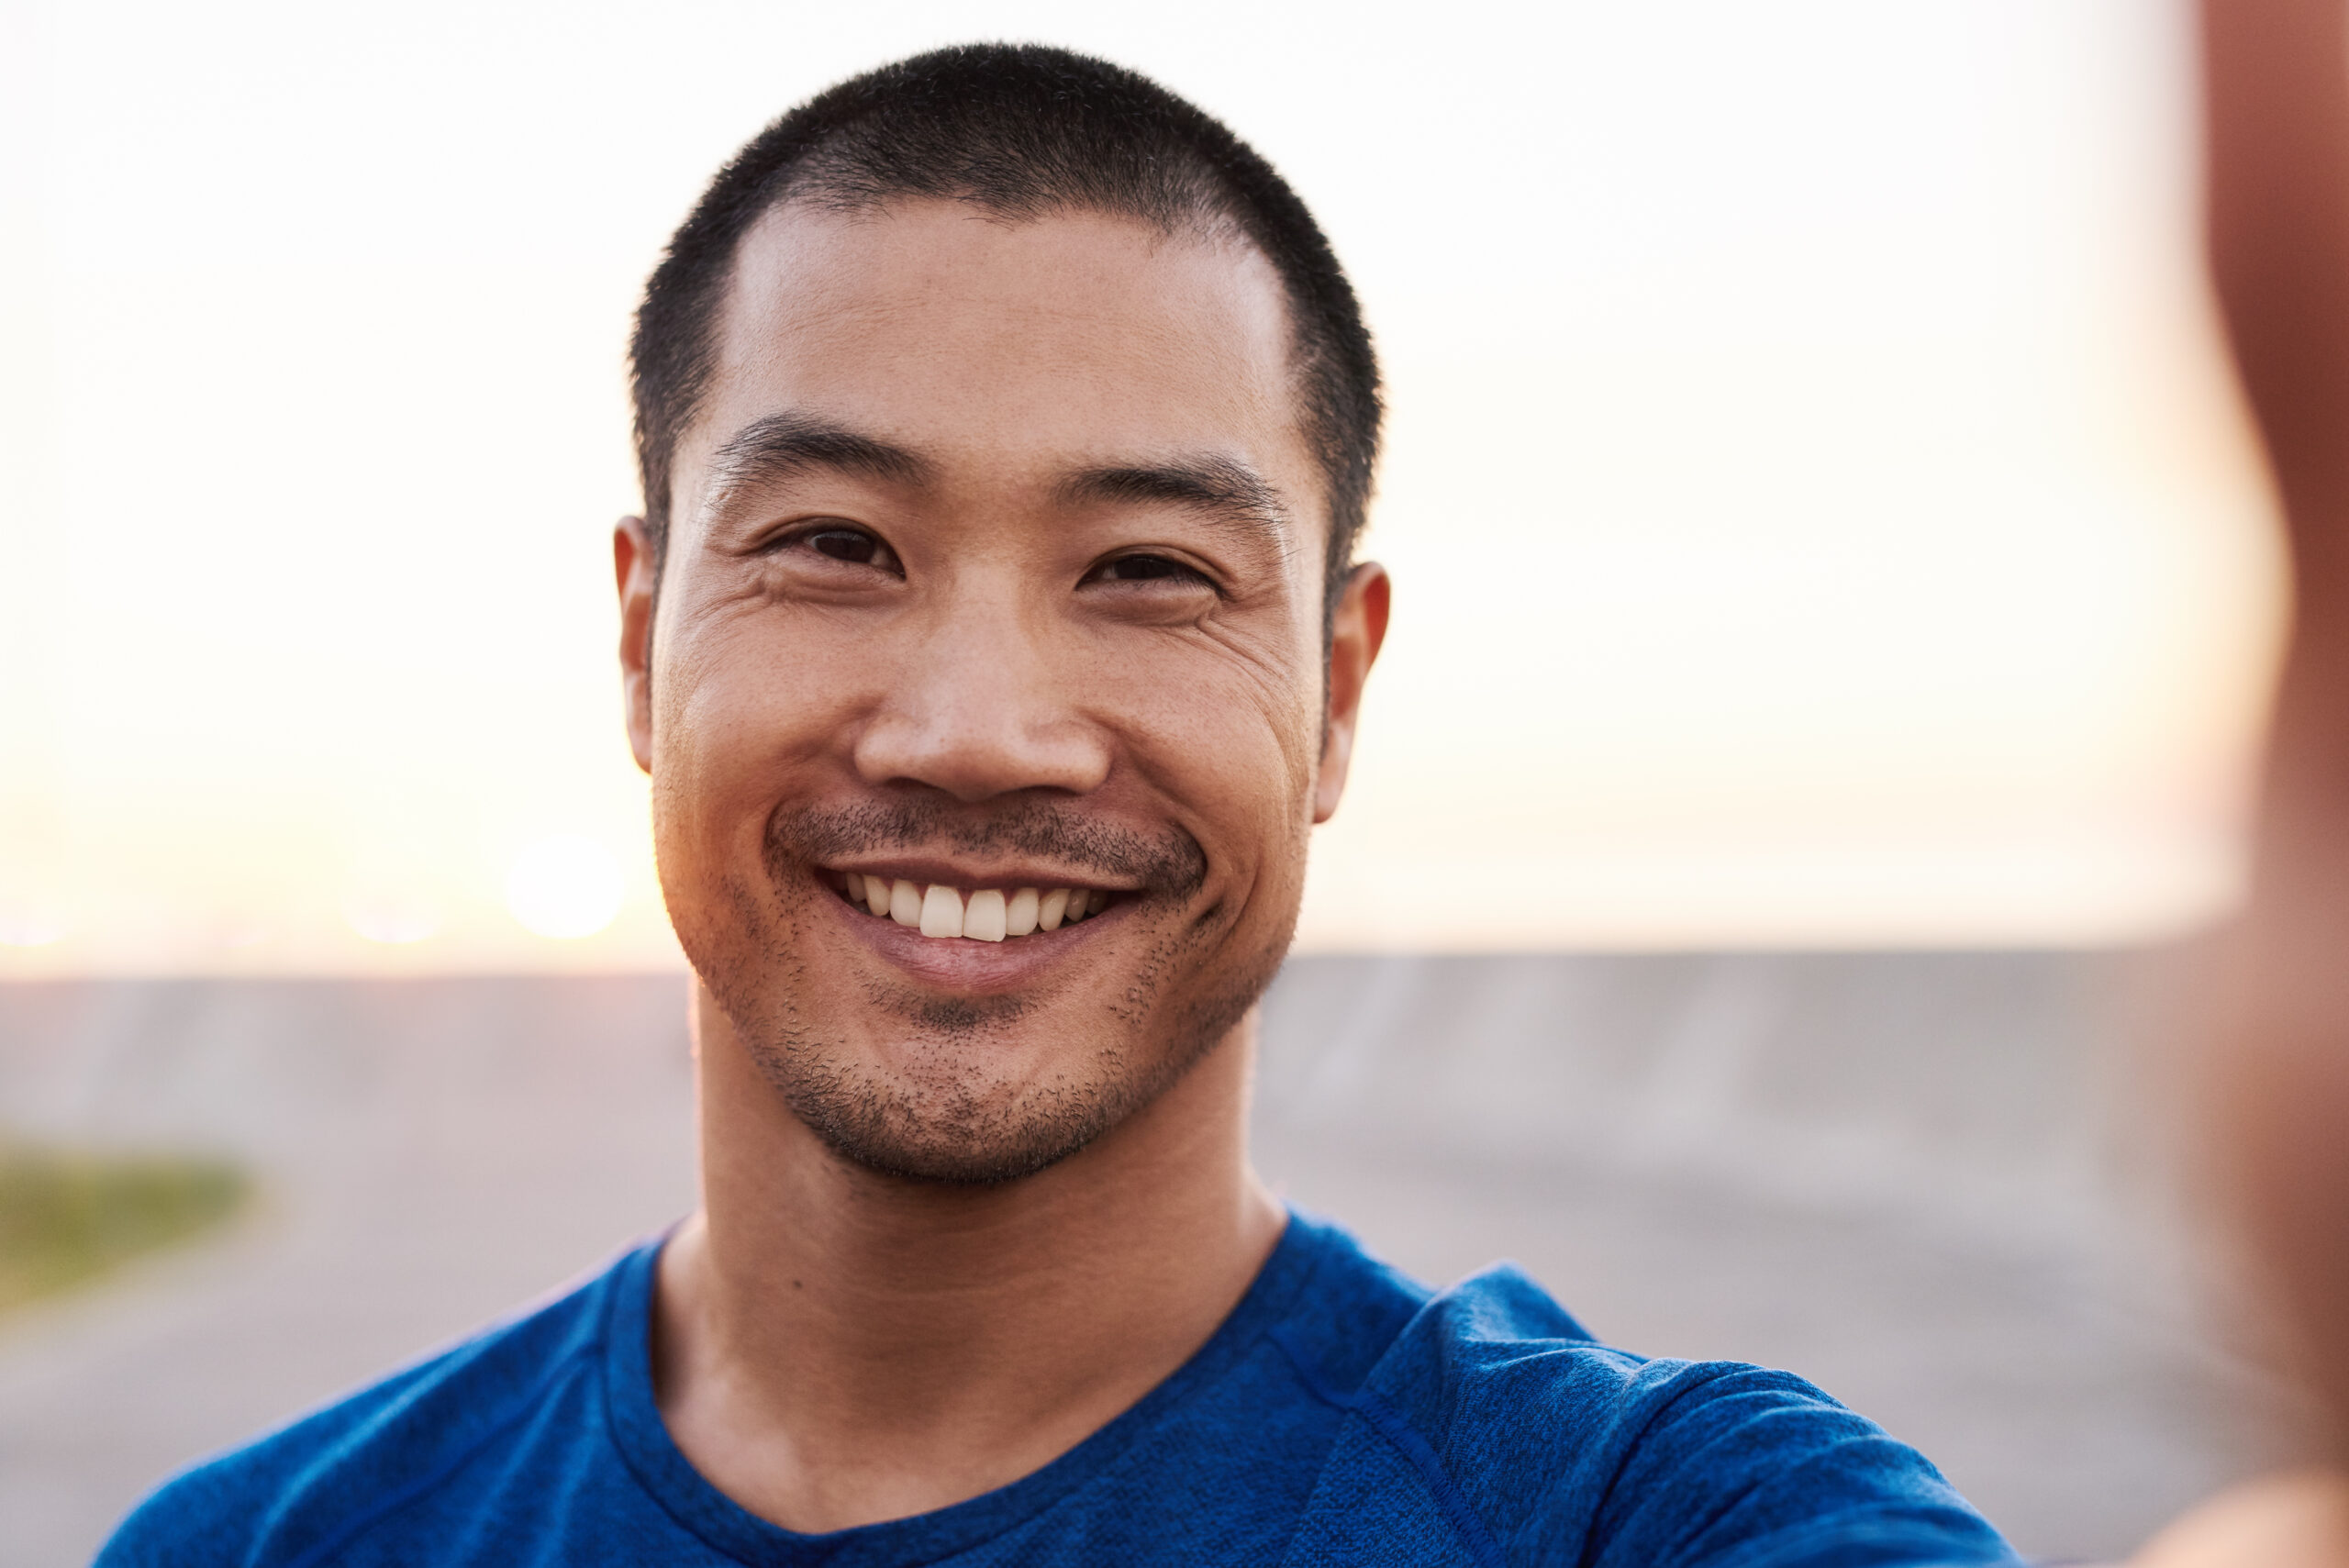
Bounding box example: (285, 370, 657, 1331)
(0, 1146, 250, 1315)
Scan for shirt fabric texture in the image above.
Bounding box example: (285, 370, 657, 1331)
(99, 1212, 2020, 1567)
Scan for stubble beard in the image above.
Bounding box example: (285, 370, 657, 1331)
(680, 797, 1298, 1185)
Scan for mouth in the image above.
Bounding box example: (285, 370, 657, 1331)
(829, 871, 1118, 942)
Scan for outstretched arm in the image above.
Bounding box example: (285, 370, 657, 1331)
(2199, 0, 2349, 1439)
(2120, 7, 2349, 1562)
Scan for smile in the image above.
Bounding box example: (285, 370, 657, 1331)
(836, 873, 1109, 942)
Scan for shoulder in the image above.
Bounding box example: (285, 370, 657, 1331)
(95, 1241, 649, 1568)
(1289, 1262, 2019, 1567)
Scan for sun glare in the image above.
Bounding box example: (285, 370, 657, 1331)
(0, 910, 71, 950)
(505, 837, 626, 941)
(342, 893, 441, 947)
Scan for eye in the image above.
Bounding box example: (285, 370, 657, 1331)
(1090, 553, 1209, 585)
(776, 523, 900, 574)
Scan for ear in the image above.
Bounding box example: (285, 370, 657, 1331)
(615, 517, 657, 775)
(1314, 562, 1391, 825)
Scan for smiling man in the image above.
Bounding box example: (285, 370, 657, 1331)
(102, 45, 2016, 1568)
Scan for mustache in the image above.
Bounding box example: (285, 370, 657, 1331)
(765, 797, 1208, 898)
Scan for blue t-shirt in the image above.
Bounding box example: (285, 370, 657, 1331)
(99, 1212, 2016, 1566)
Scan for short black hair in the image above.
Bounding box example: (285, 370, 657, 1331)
(629, 43, 1382, 624)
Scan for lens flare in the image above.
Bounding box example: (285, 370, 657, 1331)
(0, 907, 70, 948)
(506, 837, 623, 940)
(342, 892, 440, 945)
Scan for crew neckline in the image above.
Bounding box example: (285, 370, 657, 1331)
(600, 1210, 1332, 1567)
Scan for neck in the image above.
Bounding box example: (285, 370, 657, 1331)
(651, 983, 1286, 1534)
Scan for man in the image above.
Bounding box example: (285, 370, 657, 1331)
(102, 45, 2015, 1566)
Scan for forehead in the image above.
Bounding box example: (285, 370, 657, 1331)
(680, 198, 1312, 512)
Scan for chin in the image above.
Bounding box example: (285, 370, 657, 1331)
(752, 1033, 1146, 1186)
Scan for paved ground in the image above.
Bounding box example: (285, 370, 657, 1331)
(0, 955, 2301, 1565)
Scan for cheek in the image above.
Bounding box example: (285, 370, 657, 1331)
(651, 612, 858, 861)
(1101, 637, 1321, 883)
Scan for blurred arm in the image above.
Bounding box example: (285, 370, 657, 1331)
(2200, 0, 2349, 1448)
(2207, 0, 2349, 542)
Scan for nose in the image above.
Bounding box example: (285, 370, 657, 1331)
(851, 589, 1111, 804)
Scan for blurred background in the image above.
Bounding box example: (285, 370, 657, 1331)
(0, 0, 2303, 1562)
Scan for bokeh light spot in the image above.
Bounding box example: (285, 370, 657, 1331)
(506, 836, 623, 940)
(0, 907, 71, 948)
(342, 893, 440, 945)
(342, 892, 443, 943)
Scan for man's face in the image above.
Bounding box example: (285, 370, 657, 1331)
(618, 199, 1384, 1183)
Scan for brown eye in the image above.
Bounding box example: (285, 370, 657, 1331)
(775, 524, 900, 575)
(1095, 554, 1205, 584)
(807, 528, 885, 564)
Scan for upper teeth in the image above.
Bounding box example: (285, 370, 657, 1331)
(842, 874, 1099, 941)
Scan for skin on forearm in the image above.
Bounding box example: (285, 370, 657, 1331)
(2131, 1469, 2349, 1568)
(2199, 0, 2349, 1455)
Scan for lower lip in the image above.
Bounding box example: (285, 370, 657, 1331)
(818, 880, 1122, 994)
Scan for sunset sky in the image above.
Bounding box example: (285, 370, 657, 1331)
(0, 0, 2282, 974)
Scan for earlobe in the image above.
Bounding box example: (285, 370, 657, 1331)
(1313, 562, 1391, 825)
(616, 517, 657, 776)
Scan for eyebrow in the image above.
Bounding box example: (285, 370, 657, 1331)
(1056, 456, 1296, 555)
(698, 413, 932, 520)
(700, 414, 1294, 555)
